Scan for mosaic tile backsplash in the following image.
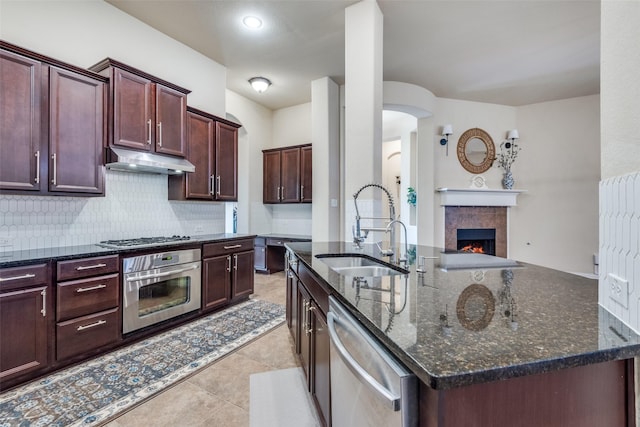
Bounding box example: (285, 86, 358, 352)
(0, 170, 226, 252)
(599, 171, 640, 334)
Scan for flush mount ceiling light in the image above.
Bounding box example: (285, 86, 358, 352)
(242, 15, 263, 29)
(249, 77, 271, 93)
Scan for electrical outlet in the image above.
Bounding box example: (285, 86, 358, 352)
(194, 225, 204, 234)
(608, 273, 629, 308)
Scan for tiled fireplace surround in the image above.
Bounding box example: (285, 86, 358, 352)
(445, 206, 508, 257)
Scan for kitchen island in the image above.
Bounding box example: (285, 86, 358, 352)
(285, 241, 640, 427)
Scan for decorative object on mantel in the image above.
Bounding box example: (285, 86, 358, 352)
(440, 124, 453, 156)
(407, 186, 417, 207)
(457, 128, 496, 174)
(469, 175, 488, 189)
(496, 129, 520, 190)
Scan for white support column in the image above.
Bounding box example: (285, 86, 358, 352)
(344, 0, 384, 241)
(312, 77, 340, 242)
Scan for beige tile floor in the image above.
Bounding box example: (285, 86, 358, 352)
(104, 271, 298, 427)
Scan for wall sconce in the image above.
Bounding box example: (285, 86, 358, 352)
(440, 124, 453, 155)
(249, 77, 271, 93)
(506, 129, 519, 144)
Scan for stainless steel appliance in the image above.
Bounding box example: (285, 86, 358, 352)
(98, 235, 191, 249)
(327, 296, 418, 427)
(122, 248, 201, 334)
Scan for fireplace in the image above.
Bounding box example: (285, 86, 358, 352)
(445, 206, 508, 258)
(457, 228, 496, 255)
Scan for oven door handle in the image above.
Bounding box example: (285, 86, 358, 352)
(125, 264, 200, 282)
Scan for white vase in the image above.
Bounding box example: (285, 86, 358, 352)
(502, 170, 514, 189)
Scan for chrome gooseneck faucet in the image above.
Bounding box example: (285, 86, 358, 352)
(352, 183, 396, 246)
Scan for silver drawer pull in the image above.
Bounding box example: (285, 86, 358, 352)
(41, 288, 46, 317)
(0, 273, 36, 282)
(76, 284, 107, 293)
(76, 263, 107, 271)
(77, 319, 106, 331)
(34, 150, 40, 184)
(223, 244, 242, 250)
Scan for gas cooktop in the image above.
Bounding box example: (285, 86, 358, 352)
(97, 235, 191, 249)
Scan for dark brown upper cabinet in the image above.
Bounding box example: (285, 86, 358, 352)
(168, 107, 240, 201)
(89, 58, 189, 158)
(0, 42, 106, 196)
(263, 144, 312, 204)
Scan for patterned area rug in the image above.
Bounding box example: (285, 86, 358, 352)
(0, 299, 285, 427)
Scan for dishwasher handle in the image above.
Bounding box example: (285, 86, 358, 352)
(327, 311, 401, 411)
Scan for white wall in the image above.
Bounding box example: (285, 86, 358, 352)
(272, 103, 312, 149)
(512, 95, 600, 273)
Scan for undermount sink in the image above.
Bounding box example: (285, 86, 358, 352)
(316, 254, 408, 277)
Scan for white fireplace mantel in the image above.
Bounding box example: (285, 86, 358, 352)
(436, 187, 526, 206)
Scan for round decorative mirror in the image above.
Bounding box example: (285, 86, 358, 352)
(457, 128, 496, 174)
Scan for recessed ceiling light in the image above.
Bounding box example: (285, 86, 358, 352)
(243, 15, 262, 29)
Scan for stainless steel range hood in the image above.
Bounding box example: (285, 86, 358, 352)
(105, 147, 195, 175)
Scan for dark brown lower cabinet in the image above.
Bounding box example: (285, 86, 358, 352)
(202, 255, 231, 311)
(289, 256, 331, 427)
(0, 263, 51, 387)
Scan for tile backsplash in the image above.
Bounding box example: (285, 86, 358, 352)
(271, 204, 312, 236)
(0, 170, 226, 251)
(599, 171, 640, 333)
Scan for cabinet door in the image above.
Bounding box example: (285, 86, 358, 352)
(287, 270, 300, 352)
(298, 284, 312, 388)
(300, 145, 312, 203)
(202, 255, 231, 311)
(232, 250, 254, 300)
(48, 67, 105, 194)
(155, 84, 187, 157)
(0, 286, 48, 381)
(281, 147, 301, 202)
(214, 121, 238, 201)
(184, 111, 214, 199)
(112, 68, 153, 151)
(263, 150, 281, 203)
(312, 307, 331, 427)
(0, 50, 42, 192)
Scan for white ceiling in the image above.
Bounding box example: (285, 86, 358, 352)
(106, 0, 601, 111)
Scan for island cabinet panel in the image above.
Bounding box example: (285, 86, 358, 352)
(168, 107, 240, 202)
(1, 42, 107, 197)
(300, 145, 312, 203)
(289, 254, 331, 427)
(0, 263, 52, 387)
(419, 359, 633, 427)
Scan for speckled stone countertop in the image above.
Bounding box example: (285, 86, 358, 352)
(285, 241, 640, 390)
(256, 233, 312, 241)
(0, 233, 256, 268)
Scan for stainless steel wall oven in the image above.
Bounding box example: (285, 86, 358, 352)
(122, 248, 201, 334)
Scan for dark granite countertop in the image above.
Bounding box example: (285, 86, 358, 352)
(0, 233, 256, 268)
(256, 233, 312, 242)
(285, 241, 640, 390)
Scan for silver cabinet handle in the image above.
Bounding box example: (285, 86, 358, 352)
(0, 273, 36, 282)
(210, 175, 215, 195)
(227, 255, 231, 272)
(301, 185, 304, 200)
(76, 263, 107, 271)
(224, 244, 242, 250)
(157, 121, 162, 146)
(77, 319, 106, 331)
(281, 186, 284, 200)
(147, 119, 152, 144)
(51, 153, 57, 185)
(233, 254, 238, 270)
(34, 150, 40, 183)
(327, 311, 401, 411)
(41, 288, 46, 317)
(76, 284, 107, 293)
(216, 176, 221, 196)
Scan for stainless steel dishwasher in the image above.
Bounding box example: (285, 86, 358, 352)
(327, 296, 418, 427)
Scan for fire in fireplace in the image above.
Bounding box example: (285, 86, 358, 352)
(457, 228, 496, 255)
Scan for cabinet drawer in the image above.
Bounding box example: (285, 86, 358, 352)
(57, 255, 119, 281)
(203, 239, 254, 258)
(57, 273, 119, 321)
(266, 238, 287, 247)
(0, 263, 48, 291)
(56, 307, 120, 361)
